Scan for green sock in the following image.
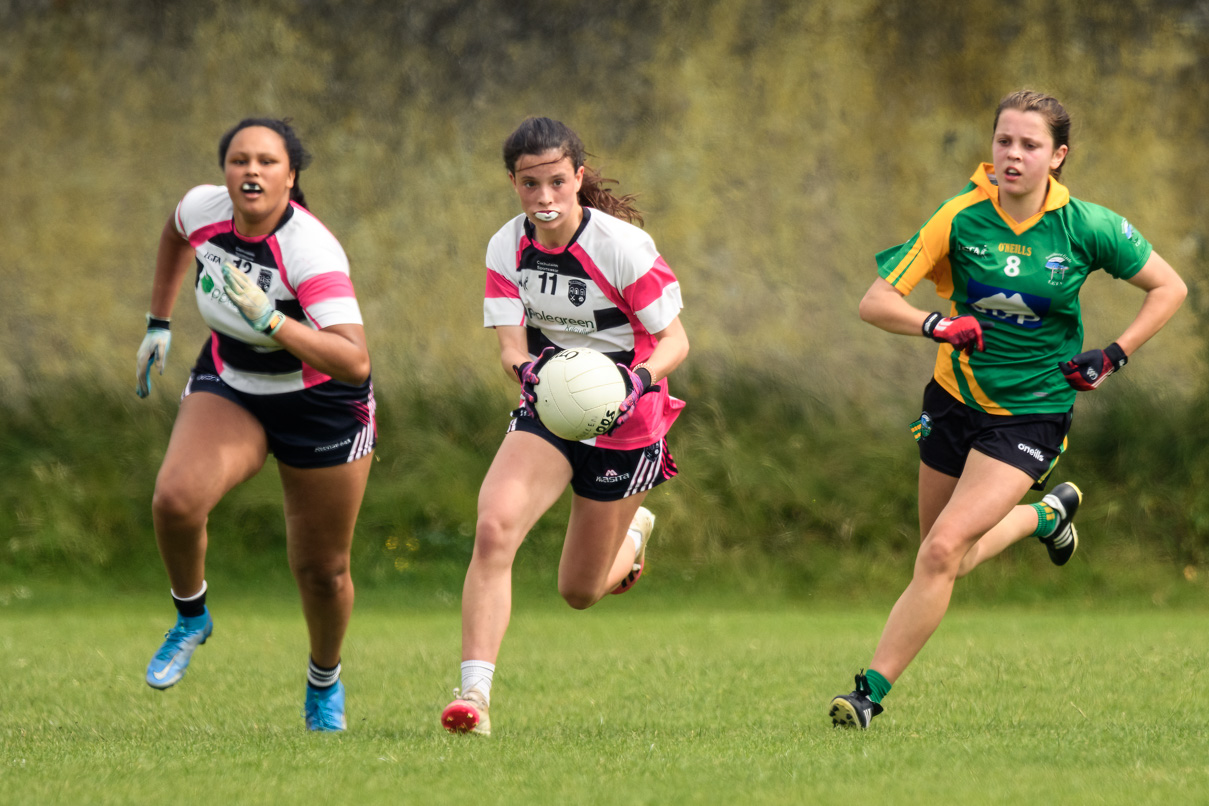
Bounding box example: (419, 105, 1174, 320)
(1030, 502, 1057, 538)
(864, 668, 892, 704)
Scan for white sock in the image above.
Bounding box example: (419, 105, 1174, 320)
(308, 657, 341, 689)
(627, 526, 644, 554)
(461, 660, 495, 703)
(170, 579, 207, 601)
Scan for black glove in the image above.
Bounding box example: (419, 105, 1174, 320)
(1058, 342, 1127, 391)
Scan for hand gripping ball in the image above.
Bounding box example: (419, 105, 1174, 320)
(533, 348, 628, 441)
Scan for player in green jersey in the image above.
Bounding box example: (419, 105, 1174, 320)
(829, 90, 1187, 729)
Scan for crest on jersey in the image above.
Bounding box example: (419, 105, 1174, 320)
(1044, 253, 1071, 286)
(567, 279, 587, 307)
(256, 269, 273, 293)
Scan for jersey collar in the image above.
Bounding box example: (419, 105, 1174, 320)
(972, 162, 1070, 235)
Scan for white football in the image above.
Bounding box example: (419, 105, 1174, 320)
(534, 348, 627, 441)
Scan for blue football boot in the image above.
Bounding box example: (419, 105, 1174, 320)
(304, 680, 347, 732)
(146, 608, 213, 690)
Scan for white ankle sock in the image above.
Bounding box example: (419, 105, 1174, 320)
(627, 526, 644, 554)
(461, 660, 495, 703)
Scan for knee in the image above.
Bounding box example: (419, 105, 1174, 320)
(151, 478, 208, 530)
(557, 583, 598, 611)
(472, 514, 524, 565)
(293, 559, 351, 599)
(916, 533, 968, 578)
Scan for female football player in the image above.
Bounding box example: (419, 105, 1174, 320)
(135, 118, 375, 732)
(829, 90, 1186, 728)
(441, 117, 690, 736)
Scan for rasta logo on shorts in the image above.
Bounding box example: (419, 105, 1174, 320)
(910, 412, 933, 443)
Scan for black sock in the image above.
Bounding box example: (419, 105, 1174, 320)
(172, 588, 206, 618)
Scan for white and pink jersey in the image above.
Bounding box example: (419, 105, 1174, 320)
(483, 208, 685, 449)
(175, 184, 363, 395)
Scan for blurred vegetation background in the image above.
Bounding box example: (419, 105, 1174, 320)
(1, 0, 1206, 597)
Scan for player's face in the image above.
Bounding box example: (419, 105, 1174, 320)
(992, 109, 1068, 212)
(509, 150, 584, 247)
(224, 126, 296, 237)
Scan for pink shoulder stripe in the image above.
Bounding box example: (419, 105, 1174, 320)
(569, 244, 627, 310)
(625, 256, 676, 312)
(189, 220, 231, 249)
(267, 237, 294, 295)
(297, 271, 356, 308)
(485, 268, 520, 299)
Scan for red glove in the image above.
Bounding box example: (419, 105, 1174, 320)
(922, 312, 984, 355)
(1059, 342, 1127, 391)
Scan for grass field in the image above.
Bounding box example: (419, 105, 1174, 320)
(3, 584, 1207, 805)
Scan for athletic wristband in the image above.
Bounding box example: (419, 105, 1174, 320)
(264, 310, 287, 337)
(634, 366, 653, 391)
(1104, 342, 1128, 371)
(146, 314, 171, 331)
(921, 312, 942, 338)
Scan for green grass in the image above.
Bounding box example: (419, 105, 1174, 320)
(3, 586, 1208, 805)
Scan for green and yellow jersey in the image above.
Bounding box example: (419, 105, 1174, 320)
(877, 163, 1152, 415)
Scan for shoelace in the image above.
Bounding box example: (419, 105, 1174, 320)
(154, 624, 198, 660)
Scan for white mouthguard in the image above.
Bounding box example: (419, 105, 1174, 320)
(534, 211, 559, 222)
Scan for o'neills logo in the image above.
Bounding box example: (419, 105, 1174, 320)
(1017, 443, 1044, 461)
(998, 243, 1032, 256)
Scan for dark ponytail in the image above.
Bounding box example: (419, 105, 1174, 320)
(218, 117, 312, 209)
(502, 117, 643, 226)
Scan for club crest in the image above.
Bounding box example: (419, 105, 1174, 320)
(567, 279, 587, 307)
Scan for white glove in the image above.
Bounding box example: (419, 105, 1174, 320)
(136, 316, 172, 398)
(222, 262, 286, 335)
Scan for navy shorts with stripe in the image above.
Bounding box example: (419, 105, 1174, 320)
(183, 338, 376, 469)
(916, 379, 1071, 491)
(508, 411, 677, 502)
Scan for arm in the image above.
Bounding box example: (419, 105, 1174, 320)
(859, 278, 983, 353)
(136, 217, 196, 396)
(494, 325, 532, 383)
(1059, 251, 1186, 391)
(1113, 251, 1187, 357)
(636, 316, 689, 385)
(858, 278, 931, 336)
(221, 262, 371, 386)
(150, 216, 196, 318)
(271, 321, 371, 386)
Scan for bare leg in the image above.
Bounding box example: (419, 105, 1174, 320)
(279, 454, 373, 667)
(152, 392, 268, 597)
(461, 431, 571, 663)
(557, 491, 648, 610)
(956, 505, 1042, 577)
(869, 451, 1035, 683)
(918, 461, 1049, 580)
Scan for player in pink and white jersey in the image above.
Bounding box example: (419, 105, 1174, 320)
(443, 117, 690, 737)
(134, 119, 374, 732)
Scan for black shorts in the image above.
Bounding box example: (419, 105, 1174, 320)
(915, 380, 1071, 491)
(508, 412, 678, 502)
(183, 340, 376, 469)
